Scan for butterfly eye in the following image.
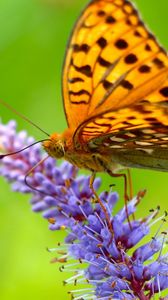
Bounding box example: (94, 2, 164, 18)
(52, 142, 65, 159)
(43, 140, 65, 159)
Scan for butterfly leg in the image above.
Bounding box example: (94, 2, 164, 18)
(127, 168, 136, 221)
(127, 168, 133, 200)
(89, 171, 113, 233)
(107, 169, 132, 229)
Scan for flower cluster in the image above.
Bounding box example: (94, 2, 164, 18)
(0, 120, 168, 300)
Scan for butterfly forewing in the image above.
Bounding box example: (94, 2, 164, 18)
(63, 0, 168, 130)
(62, 0, 168, 172)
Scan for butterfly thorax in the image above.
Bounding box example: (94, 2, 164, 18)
(43, 130, 121, 173)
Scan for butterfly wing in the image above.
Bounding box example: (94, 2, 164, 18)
(83, 100, 168, 171)
(62, 0, 168, 130)
(72, 75, 168, 170)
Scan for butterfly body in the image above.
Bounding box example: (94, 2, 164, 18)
(43, 130, 122, 173)
(43, 127, 168, 175)
(45, 0, 168, 177)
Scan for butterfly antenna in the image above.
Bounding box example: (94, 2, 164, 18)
(24, 155, 50, 195)
(0, 99, 50, 137)
(0, 139, 49, 159)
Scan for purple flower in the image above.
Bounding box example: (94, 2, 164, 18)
(0, 120, 168, 299)
(0, 120, 101, 229)
(63, 197, 168, 299)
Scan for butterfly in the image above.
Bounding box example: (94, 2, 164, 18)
(43, 0, 168, 186)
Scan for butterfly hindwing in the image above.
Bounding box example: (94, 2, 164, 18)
(80, 100, 168, 171)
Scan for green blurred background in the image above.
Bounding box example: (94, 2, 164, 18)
(0, 0, 168, 299)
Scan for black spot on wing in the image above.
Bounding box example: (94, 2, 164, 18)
(72, 60, 92, 77)
(105, 15, 116, 24)
(70, 100, 88, 105)
(125, 53, 138, 64)
(69, 77, 84, 83)
(120, 80, 133, 90)
(153, 58, 165, 69)
(127, 116, 136, 120)
(97, 10, 106, 17)
(97, 37, 107, 49)
(126, 19, 132, 26)
(102, 80, 114, 90)
(115, 39, 128, 49)
(138, 65, 151, 73)
(72, 43, 90, 53)
(160, 87, 168, 97)
(134, 105, 151, 114)
(144, 117, 159, 123)
(134, 30, 142, 37)
(98, 56, 111, 67)
(69, 89, 91, 97)
(145, 44, 152, 51)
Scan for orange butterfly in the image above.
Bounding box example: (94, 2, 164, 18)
(43, 0, 168, 185)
